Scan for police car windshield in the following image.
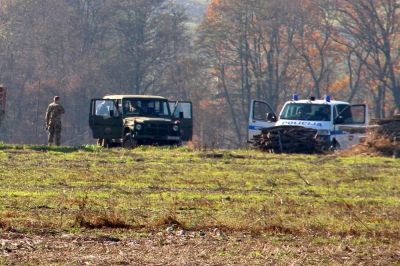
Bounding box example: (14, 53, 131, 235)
(122, 99, 171, 118)
(280, 103, 331, 121)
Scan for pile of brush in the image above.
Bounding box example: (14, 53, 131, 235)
(372, 116, 400, 139)
(346, 116, 400, 157)
(253, 125, 323, 154)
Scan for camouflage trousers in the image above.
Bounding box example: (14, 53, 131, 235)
(48, 122, 62, 146)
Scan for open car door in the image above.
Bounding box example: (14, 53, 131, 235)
(333, 104, 367, 149)
(89, 99, 122, 139)
(169, 101, 193, 141)
(248, 100, 277, 142)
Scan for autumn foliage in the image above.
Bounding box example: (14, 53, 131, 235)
(0, 0, 399, 147)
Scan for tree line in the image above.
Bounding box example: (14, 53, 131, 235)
(0, 0, 399, 148)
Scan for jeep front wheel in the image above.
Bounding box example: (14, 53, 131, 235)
(122, 135, 138, 149)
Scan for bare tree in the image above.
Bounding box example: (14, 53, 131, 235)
(337, 0, 400, 117)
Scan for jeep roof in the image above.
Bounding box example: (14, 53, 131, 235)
(103, 95, 167, 100)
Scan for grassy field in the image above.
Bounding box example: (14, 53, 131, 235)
(0, 144, 399, 264)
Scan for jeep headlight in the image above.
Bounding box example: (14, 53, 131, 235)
(317, 129, 330, 136)
(172, 125, 179, 132)
(135, 124, 143, 131)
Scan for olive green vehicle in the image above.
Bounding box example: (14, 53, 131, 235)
(89, 95, 193, 148)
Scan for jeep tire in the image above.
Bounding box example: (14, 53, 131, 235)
(122, 134, 138, 149)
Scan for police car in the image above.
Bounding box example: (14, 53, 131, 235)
(248, 95, 368, 150)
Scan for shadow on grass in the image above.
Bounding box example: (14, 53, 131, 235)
(0, 143, 102, 153)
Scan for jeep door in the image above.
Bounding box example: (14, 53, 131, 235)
(333, 104, 367, 149)
(248, 100, 277, 142)
(89, 99, 122, 139)
(169, 101, 193, 141)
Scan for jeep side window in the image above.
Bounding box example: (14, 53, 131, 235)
(95, 100, 118, 117)
(116, 100, 122, 113)
(173, 103, 192, 119)
(150, 101, 169, 116)
(160, 101, 170, 116)
(123, 99, 171, 117)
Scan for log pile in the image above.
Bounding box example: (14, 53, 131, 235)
(253, 125, 322, 154)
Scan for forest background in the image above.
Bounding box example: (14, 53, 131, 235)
(0, 0, 399, 148)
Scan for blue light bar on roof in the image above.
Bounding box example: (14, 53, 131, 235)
(292, 94, 299, 101)
(324, 95, 331, 102)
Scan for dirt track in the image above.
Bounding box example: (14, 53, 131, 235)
(2, 231, 400, 265)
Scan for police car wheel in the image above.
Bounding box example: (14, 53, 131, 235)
(329, 141, 340, 151)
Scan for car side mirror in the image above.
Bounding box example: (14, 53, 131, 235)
(334, 115, 344, 124)
(179, 111, 184, 119)
(267, 113, 277, 122)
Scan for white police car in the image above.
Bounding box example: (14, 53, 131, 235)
(248, 95, 368, 150)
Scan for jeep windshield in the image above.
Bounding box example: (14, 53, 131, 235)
(122, 98, 171, 118)
(280, 103, 331, 121)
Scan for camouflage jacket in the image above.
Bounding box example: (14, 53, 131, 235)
(45, 103, 65, 125)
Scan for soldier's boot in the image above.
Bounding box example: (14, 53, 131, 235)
(97, 139, 102, 146)
(55, 132, 61, 146)
(48, 130, 54, 146)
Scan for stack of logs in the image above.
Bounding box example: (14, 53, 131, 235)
(253, 126, 323, 154)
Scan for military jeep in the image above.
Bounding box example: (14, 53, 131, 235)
(89, 95, 193, 148)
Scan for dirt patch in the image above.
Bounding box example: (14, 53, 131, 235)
(154, 216, 185, 229)
(199, 152, 224, 159)
(1, 231, 400, 265)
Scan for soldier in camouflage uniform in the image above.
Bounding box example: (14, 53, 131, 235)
(45, 96, 65, 146)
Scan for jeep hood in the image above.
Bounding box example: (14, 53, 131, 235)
(123, 116, 173, 126)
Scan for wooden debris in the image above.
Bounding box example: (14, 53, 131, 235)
(344, 116, 400, 157)
(253, 126, 323, 154)
(369, 117, 400, 139)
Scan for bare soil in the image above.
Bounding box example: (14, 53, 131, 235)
(2, 230, 400, 265)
